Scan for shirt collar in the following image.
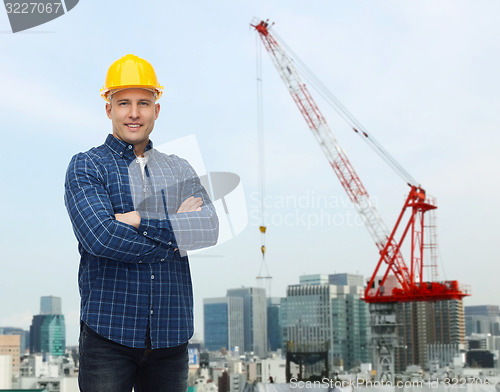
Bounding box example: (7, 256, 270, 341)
(104, 134, 154, 158)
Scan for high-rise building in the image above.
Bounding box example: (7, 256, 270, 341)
(30, 296, 66, 356)
(30, 315, 66, 356)
(284, 273, 371, 374)
(267, 297, 283, 352)
(395, 299, 465, 371)
(203, 297, 244, 352)
(465, 305, 500, 336)
(40, 296, 62, 315)
(279, 297, 289, 352)
(333, 282, 371, 369)
(226, 287, 267, 358)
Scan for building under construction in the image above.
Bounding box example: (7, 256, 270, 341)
(395, 299, 465, 372)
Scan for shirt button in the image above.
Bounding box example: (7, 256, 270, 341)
(150, 310, 154, 315)
(160, 259, 165, 262)
(139, 260, 143, 263)
(128, 145, 133, 150)
(143, 231, 147, 236)
(151, 275, 155, 280)
(136, 159, 139, 163)
(167, 241, 172, 246)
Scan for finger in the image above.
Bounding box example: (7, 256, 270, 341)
(182, 197, 203, 209)
(189, 198, 203, 207)
(177, 197, 204, 213)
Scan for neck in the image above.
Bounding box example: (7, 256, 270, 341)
(111, 133, 148, 157)
(134, 146, 146, 157)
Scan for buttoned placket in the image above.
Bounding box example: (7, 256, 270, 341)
(126, 146, 157, 345)
(147, 260, 156, 348)
(149, 264, 155, 317)
(138, 154, 155, 338)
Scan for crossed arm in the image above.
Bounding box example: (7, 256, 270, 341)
(65, 152, 218, 263)
(115, 196, 203, 228)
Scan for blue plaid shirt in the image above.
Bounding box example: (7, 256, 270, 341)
(64, 134, 218, 349)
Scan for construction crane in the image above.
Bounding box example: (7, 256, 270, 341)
(252, 19, 468, 304)
(252, 19, 469, 379)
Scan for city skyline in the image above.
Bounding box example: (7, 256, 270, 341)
(2, 273, 500, 349)
(1, 1, 500, 347)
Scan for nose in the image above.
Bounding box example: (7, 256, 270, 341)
(129, 103, 140, 119)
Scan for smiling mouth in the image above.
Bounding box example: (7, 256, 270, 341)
(126, 124, 141, 129)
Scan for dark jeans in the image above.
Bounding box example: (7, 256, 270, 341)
(79, 323, 188, 392)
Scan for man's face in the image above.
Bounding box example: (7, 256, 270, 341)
(106, 88, 160, 153)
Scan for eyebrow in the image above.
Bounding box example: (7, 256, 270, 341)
(115, 98, 153, 103)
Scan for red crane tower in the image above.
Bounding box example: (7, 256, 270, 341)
(252, 19, 469, 378)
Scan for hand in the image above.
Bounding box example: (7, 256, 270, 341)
(115, 211, 141, 229)
(177, 196, 203, 213)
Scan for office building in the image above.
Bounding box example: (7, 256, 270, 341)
(29, 296, 66, 356)
(465, 305, 500, 336)
(267, 297, 283, 352)
(284, 273, 371, 375)
(40, 296, 62, 315)
(204, 297, 244, 352)
(226, 287, 268, 358)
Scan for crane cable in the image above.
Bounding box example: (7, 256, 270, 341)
(256, 32, 272, 285)
(272, 31, 419, 188)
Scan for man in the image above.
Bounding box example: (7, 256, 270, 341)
(64, 54, 219, 392)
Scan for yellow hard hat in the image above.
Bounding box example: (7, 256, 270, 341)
(100, 54, 163, 102)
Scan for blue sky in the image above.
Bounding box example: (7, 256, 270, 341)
(1, 1, 499, 346)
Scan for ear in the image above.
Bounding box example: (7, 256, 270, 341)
(154, 103, 160, 120)
(106, 103, 112, 119)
